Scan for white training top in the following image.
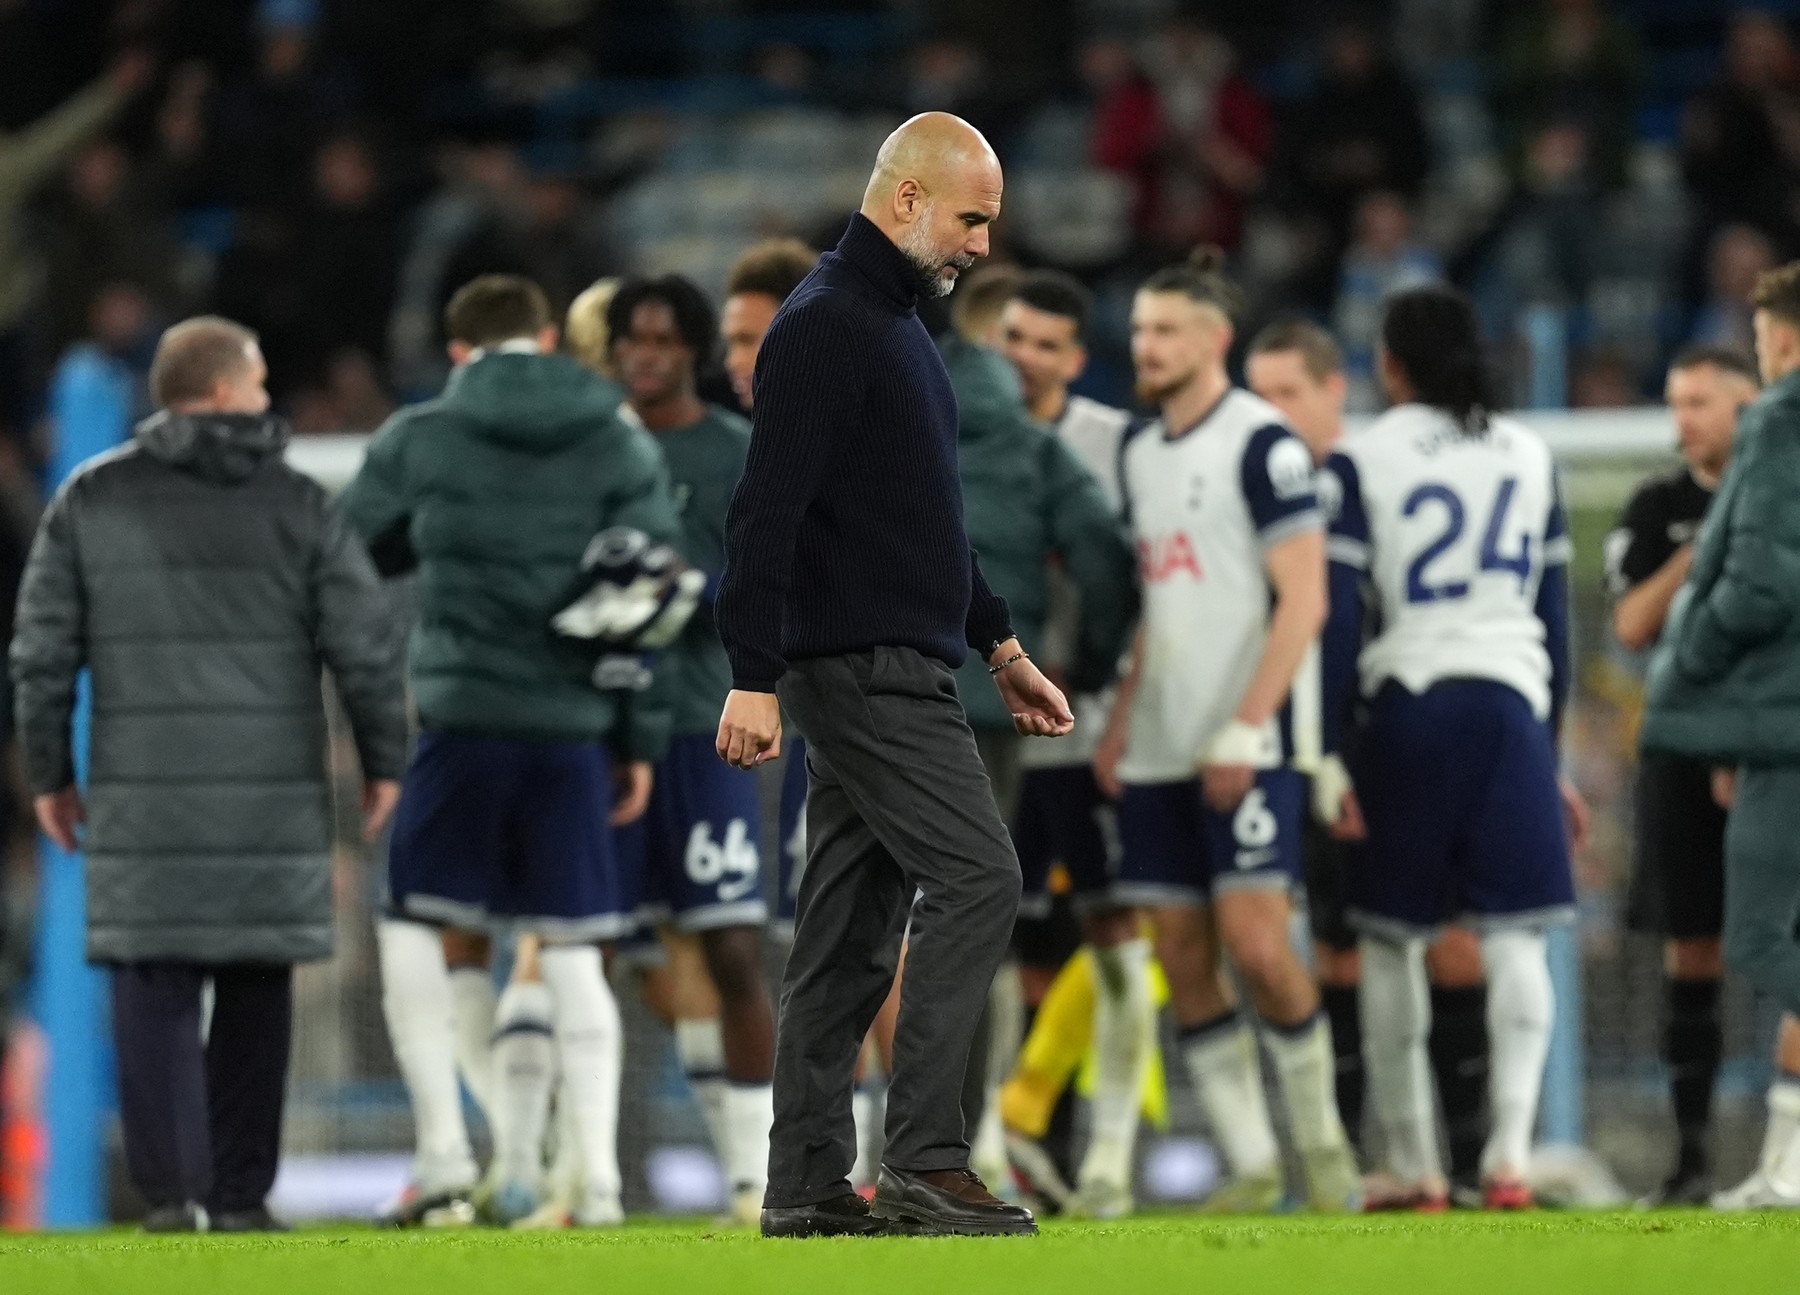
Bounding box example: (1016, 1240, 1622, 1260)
(1336, 403, 1570, 720)
(1116, 388, 1322, 784)
(1024, 394, 1133, 771)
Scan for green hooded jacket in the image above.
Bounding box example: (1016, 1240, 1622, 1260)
(1643, 367, 1800, 765)
(939, 336, 1138, 732)
(341, 351, 681, 756)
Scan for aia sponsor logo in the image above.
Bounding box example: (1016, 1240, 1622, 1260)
(1139, 532, 1204, 582)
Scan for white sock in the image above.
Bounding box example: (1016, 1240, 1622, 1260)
(1763, 1077, 1800, 1189)
(851, 1084, 883, 1189)
(378, 920, 476, 1187)
(1180, 1013, 1280, 1180)
(722, 1082, 774, 1195)
(1265, 1011, 1349, 1154)
(540, 944, 624, 1203)
(1358, 936, 1441, 1186)
(1079, 939, 1154, 1189)
(675, 1017, 732, 1165)
(545, 1096, 583, 1205)
(971, 1098, 1009, 1183)
(973, 965, 1025, 1181)
(492, 980, 556, 1188)
(1479, 928, 1553, 1181)
(986, 963, 1026, 1103)
(449, 967, 499, 1126)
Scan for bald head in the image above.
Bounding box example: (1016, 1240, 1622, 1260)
(861, 112, 1003, 299)
(149, 316, 270, 414)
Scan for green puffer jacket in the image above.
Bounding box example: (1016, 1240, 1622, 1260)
(939, 336, 1138, 732)
(341, 352, 681, 756)
(1644, 368, 1800, 764)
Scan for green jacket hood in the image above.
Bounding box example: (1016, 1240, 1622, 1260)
(440, 352, 626, 452)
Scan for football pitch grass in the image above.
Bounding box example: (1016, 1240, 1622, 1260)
(3, 1211, 1799, 1294)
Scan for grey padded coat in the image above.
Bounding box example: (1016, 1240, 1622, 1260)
(10, 411, 407, 965)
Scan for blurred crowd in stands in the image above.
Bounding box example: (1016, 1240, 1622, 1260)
(0, 0, 1796, 468)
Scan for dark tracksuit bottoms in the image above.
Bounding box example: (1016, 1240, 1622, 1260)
(110, 962, 293, 1215)
(767, 646, 1022, 1207)
(1723, 766, 1800, 1014)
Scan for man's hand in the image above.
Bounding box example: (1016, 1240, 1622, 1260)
(717, 689, 782, 769)
(34, 787, 84, 852)
(1561, 777, 1590, 854)
(1712, 766, 1738, 811)
(990, 641, 1073, 738)
(1200, 764, 1255, 814)
(361, 779, 401, 842)
(612, 761, 654, 825)
(1312, 754, 1366, 840)
(1330, 786, 1368, 841)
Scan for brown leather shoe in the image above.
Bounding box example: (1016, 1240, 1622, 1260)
(871, 1166, 1037, 1236)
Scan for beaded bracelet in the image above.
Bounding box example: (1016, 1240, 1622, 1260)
(987, 650, 1030, 676)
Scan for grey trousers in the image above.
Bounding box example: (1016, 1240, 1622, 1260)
(1723, 764, 1800, 1014)
(768, 647, 1022, 1207)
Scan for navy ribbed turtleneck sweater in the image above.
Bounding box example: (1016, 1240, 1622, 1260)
(715, 212, 1014, 692)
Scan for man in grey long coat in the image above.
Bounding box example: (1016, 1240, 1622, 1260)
(10, 316, 407, 1232)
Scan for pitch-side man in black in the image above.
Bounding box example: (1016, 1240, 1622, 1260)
(714, 112, 1073, 1238)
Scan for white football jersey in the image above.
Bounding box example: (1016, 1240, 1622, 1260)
(1057, 394, 1131, 511)
(1117, 388, 1322, 784)
(1338, 403, 1570, 719)
(1024, 394, 1133, 771)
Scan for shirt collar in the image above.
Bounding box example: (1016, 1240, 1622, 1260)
(836, 212, 920, 311)
(465, 338, 543, 364)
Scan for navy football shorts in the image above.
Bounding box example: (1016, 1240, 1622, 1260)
(386, 730, 633, 943)
(619, 733, 768, 933)
(1347, 679, 1574, 939)
(1113, 768, 1305, 907)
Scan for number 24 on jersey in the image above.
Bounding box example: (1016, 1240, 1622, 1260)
(1403, 476, 1534, 604)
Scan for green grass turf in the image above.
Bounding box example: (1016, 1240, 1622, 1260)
(3, 1212, 1800, 1295)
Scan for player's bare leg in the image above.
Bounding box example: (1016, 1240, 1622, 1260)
(1155, 904, 1282, 1212)
(1216, 889, 1358, 1211)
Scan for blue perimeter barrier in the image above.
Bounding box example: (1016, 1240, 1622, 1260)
(28, 346, 133, 1226)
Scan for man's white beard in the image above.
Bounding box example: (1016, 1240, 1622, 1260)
(899, 206, 956, 299)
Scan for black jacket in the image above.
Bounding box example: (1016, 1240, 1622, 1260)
(11, 411, 407, 964)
